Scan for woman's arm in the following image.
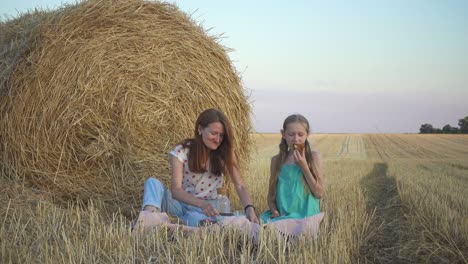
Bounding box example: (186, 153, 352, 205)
(169, 155, 219, 217)
(230, 163, 260, 224)
(294, 150, 325, 199)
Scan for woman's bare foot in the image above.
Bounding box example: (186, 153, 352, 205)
(143, 205, 160, 213)
(132, 210, 170, 233)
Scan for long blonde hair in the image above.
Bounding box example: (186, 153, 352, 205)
(270, 114, 318, 193)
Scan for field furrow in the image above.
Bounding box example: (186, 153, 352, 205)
(410, 135, 468, 158)
(334, 135, 367, 160)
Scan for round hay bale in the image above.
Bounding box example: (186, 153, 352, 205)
(0, 0, 252, 208)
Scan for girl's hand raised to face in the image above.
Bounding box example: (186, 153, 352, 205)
(293, 148, 308, 170)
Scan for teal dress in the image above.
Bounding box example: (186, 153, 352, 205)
(261, 164, 320, 223)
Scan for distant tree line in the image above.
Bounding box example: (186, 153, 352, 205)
(419, 116, 468, 134)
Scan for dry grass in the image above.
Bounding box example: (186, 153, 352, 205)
(3, 133, 466, 263)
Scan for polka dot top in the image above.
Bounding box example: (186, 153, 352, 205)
(169, 144, 223, 200)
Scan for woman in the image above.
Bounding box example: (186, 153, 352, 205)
(135, 108, 259, 230)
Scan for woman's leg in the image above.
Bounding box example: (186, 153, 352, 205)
(142, 177, 184, 217)
(178, 200, 217, 227)
(134, 177, 185, 232)
(178, 210, 208, 227)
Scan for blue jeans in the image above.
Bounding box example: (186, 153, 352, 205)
(142, 177, 217, 227)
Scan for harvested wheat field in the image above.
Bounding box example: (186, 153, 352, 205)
(248, 133, 468, 263)
(1, 133, 467, 263)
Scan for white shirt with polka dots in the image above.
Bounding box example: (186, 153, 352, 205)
(169, 144, 223, 200)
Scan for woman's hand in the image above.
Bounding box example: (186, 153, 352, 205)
(270, 209, 280, 218)
(200, 202, 219, 217)
(245, 207, 259, 224)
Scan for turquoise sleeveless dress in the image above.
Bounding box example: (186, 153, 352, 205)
(261, 164, 320, 223)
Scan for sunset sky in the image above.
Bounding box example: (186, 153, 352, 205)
(2, 0, 467, 133)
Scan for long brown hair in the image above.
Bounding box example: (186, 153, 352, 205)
(270, 114, 318, 193)
(181, 109, 236, 177)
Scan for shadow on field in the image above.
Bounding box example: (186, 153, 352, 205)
(359, 163, 411, 264)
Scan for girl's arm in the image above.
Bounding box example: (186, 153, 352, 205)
(267, 156, 280, 217)
(294, 150, 325, 198)
(230, 159, 260, 224)
(169, 155, 219, 217)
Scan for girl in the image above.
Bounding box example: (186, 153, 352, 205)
(135, 108, 259, 230)
(261, 114, 324, 224)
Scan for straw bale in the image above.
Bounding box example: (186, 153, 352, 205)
(0, 0, 252, 209)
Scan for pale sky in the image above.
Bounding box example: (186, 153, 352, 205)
(2, 0, 467, 133)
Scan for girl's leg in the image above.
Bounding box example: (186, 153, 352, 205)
(142, 177, 184, 217)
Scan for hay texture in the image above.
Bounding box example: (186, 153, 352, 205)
(0, 0, 252, 207)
